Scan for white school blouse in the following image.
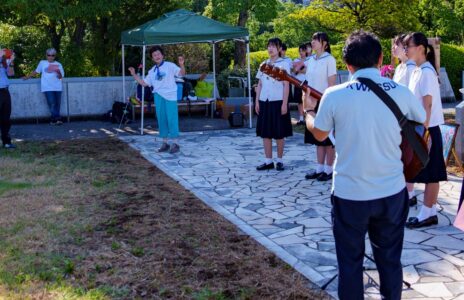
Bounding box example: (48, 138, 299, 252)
(393, 59, 415, 87)
(304, 52, 337, 93)
(408, 61, 444, 128)
(256, 58, 290, 101)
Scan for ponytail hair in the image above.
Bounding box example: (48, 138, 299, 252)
(404, 32, 438, 75)
(426, 44, 437, 74)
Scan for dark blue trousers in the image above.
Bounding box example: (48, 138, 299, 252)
(332, 188, 409, 300)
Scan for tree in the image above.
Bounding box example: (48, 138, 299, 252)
(206, 0, 281, 66)
(418, 0, 464, 43)
(307, 0, 421, 38)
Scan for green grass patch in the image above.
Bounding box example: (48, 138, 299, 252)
(0, 180, 33, 196)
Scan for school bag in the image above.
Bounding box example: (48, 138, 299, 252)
(228, 105, 245, 127)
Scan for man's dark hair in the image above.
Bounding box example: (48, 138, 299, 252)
(149, 45, 164, 57)
(281, 43, 287, 51)
(342, 30, 382, 69)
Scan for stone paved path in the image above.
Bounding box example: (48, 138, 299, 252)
(120, 129, 464, 299)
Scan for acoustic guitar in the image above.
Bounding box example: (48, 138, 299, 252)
(259, 63, 429, 181)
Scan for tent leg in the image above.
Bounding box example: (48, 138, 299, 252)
(246, 37, 252, 129)
(141, 45, 146, 135)
(212, 42, 217, 119)
(122, 45, 126, 104)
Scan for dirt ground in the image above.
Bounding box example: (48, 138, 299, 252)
(0, 138, 329, 300)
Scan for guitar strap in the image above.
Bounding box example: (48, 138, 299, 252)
(357, 77, 429, 167)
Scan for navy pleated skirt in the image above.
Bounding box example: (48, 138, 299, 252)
(256, 100, 293, 139)
(410, 126, 447, 183)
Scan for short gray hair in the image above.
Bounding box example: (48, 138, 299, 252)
(46, 48, 57, 56)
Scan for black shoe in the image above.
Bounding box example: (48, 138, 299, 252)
(409, 196, 417, 207)
(256, 162, 274, 171)
(317, 172, 333, 182)
(276, 162, 284, 171)
(305, 170, 322, 180)
(406, 215, 438, 229)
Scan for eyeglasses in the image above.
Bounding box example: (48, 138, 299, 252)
(47, 54, 55, 57)
(403, 44, 417, 51)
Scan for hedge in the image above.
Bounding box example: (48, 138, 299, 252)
(248, 42, 464, 97)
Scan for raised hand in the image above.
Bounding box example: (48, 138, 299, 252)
(128, 67, 136, 76)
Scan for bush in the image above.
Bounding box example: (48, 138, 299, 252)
(248, 40, 464, 98)
(441, 43, 464, 97)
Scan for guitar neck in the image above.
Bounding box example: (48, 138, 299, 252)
(286, 75, 323, 101)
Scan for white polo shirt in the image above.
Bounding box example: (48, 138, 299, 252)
(293, 58, 306, 81)
(408, 61, 444, 128)
(144, 61, 181, 101)
(256, 58, 290, 101)
(393, 59, 415, 87)
(314, 68, 426, 201)
(304, 52, 337, 93)
(35, 60, 65, 92)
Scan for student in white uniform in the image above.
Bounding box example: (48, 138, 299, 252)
(392, 34, 419, 206)
(392, 34, 416, 87)
(404, 32, 447, 229)
(129, 46, 186, 154)
(304, 32, 337, 182)
(255, 38, 293, 171)
(292, 44, 310, 125)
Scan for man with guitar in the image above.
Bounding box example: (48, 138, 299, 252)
(305, 31, 426, 299)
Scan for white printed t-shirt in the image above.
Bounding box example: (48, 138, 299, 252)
(256, 58, 290, 101)
(408, 61, 444, 128)
(314, 68, 426, 201)
(143, 61, 181, 101)
(35, 60, 65, 92)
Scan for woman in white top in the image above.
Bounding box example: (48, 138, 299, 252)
(129, 46, 185, 154)
(304, 32, 337, 182)
(292, 44, 311, 125)
(392, 34, 416, 87)
(24, 48, 65, 125)
(404, 32, 447, 229)
(255, 37, 293, 171)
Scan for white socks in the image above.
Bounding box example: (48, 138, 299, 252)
(275, 158, 283, 164)
(265, 158, 273, 164)
(315, 164, 332, 174)
(417, 204, 437, 221)
(408, 190, 415, 199)
(324, 165, 333, 175)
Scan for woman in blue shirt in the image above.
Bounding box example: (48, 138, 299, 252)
(0, 49, 16, 149)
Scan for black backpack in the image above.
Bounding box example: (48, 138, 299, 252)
(228, 105, 245, 127)
(111, 101, 132, 124)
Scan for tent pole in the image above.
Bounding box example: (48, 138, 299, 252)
(141, 45, 146, 135)
(122, 45, 126, 104)
(212, 41, 217, 119)
(246, 36, 252, 129)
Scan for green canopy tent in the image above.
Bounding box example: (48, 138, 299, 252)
(121, 9, 252, 133)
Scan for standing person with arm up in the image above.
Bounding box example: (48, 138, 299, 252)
(129, 46, 185, 154)
(0, 48, 16, 149)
